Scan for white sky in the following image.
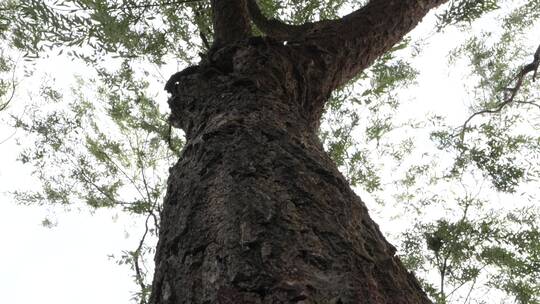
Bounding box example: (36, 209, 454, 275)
(0, 4, 537, 304)
(0, 203, 137, 304)
(0, 55, 147, 303)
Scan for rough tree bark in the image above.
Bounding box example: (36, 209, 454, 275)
(151, 0, 448, 303)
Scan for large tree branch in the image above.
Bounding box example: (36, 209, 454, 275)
(240, 0, 448, 127)
(211, 0, 252, 47)
(246, 0, 448, 92)
(304, 0, 449, 91)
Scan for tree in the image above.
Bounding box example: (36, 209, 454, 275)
(146, 0, 451, 303)
(2, 0, 540, 303)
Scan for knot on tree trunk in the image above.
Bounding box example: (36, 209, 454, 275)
(166, 38, 333, 140)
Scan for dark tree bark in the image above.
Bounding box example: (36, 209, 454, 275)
(151, 0, 448, 303)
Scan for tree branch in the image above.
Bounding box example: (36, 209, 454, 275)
(133, 212, 152, 304)
(289, 0, 450, 91)
(236, 0, 448, 128)
(210, 0, 251, 47)
(458, 43, 540, 143)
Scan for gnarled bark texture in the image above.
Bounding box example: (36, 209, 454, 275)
(151, 0, 448, 303)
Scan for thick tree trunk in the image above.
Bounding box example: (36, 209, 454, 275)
(150, 39, 431, 303)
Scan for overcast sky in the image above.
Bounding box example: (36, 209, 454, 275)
(1, 101, 144, 303)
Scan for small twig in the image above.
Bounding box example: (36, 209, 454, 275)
(0, 129, 16, 144)
(462, 269, 482, 304)
(458, 100, 510, 141)
(103, 150, 148, 203)
(68, 157, 125, 206)
(133, 213, 152, 304)
(515, 100, 540, 110)
(1, 105, 27, 145)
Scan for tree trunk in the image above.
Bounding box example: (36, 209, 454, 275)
(149, 39, 432, 303)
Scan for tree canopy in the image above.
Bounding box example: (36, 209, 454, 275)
(1, 0, 539, 303)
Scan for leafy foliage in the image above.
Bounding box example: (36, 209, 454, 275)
(403, 205, 540, 304)
(437, 0, 500, 28)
